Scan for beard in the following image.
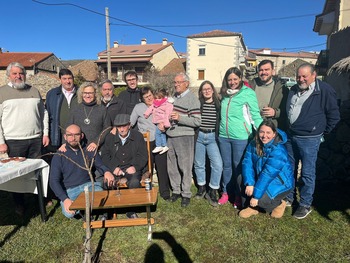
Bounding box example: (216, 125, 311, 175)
(259, 75, 272, 84)
(12, 80, 26, 90)
(298, 83, 308, 90)
(103, 95, 112, 102)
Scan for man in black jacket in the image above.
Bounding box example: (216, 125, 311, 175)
(100, 79, 126, 121)
(118, 71, 141, 114)
(101, 114, 148, 188)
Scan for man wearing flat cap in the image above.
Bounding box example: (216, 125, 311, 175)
(101, 114, 148, 188)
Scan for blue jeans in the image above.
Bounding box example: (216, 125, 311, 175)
(155, 125, 167, 147)
(194, 131, 223, 189)
(218, 137, 248, 195)
(61, 181, 103, 218)
(285, 134, 322, 207)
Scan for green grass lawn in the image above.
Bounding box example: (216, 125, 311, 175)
(0, 181, 349, 263)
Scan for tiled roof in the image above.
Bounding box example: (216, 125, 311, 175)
(160, 58, 186, 75)
(96, 57, 152, 63)
(97, 43, 174, 59)
(250, 49, 318, 59)
(187, 30, 241, 38)
(0, 52, 53, 68)
(70, 60, 98, 82)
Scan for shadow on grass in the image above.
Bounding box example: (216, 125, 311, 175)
(92, 228, 108, 263)
(0, 191, 60, 249)
(144, 231, 193, 263)
(313, 180, 350, 222)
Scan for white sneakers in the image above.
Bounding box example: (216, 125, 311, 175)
(152, 146, 169, 155)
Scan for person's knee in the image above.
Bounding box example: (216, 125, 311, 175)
(128, 179, 141, 189)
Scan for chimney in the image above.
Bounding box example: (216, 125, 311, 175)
(262, 48, 271, 55)
(113, 41, 119, 48)
(141, 38, 147, 45)
(162, 38, 168, 45)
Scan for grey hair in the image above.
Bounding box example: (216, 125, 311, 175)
(77, 82, 101, 104)
(297, 63, 315, 74)
(99, 79, 114, 88)
(6, 62, 26, 76)
(175, 72, 189, 82)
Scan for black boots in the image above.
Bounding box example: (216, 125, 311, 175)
(195, 185, 206, 199)
(205, 188, 219, 207)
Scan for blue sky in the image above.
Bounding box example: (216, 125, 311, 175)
(1, 0, 326, 60)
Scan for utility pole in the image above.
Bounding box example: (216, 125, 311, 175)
(105, 7, 111, 80)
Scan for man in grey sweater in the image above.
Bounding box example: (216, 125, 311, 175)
(165, 73, 201, 207)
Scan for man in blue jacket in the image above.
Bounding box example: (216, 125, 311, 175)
(285, 63, 340, 219)
(46, 69, 78, 150)
(49, 124, 114, 218)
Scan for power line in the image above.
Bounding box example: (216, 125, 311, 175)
(32, 0, 326, 51)
(110, 13, 317, 28)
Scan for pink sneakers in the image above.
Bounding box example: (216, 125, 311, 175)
(218, 193, 229, 205)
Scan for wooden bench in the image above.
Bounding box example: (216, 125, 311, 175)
(70, 187, 158, 241)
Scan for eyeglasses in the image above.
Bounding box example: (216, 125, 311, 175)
(174, 80, 187, 85)
(65, 133, 81, 138)
(202, 88, 212, 92)
(143, 94, 153, 100)
(126, 78, 137, 82)
(83, 92, 95, 96)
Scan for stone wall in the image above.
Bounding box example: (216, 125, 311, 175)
(317, 101, 350, 182)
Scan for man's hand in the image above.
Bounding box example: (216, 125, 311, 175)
(63, 198, 75, 215)
(104, 171, 114, 185)
(42, 136, 50, 147)
(245, 186, 254, 196)
(0, 143, 8, 154)
(87, 142, 97, 152)
(113, 167, 123, 176)
(58, 143, 67, 152)
(158, 122, 165, 132)
(125, 166, 136, 174)
(261, 106, 275, 117)
(250, 198, 259, 207)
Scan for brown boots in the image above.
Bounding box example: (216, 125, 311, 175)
(239, 207, 259, 218)
(271, 200, 287, 218)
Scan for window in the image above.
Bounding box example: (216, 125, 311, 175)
(199, 47, 206, 56)
(282, 60, 286, 64)
(198, 45, 206, 56)
(198, 70, 205, 80)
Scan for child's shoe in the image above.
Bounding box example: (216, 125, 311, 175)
(159, 146, 169, 154)
(218, 193, 229, 205)
(152, 147, 163, 153)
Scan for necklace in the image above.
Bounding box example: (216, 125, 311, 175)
(83, 106, 94, 125)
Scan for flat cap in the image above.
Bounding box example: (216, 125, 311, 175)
(113, 114, 130, 126)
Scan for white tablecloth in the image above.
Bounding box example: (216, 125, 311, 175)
(0, 159, 49, 197)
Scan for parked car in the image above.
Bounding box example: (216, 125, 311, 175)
(280, 77, 297, 88)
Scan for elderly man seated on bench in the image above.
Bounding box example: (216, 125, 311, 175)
(49, 124, 114, 218)
(101, 114, 148, 189)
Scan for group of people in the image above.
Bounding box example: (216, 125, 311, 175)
(0, 59, 340, 220)
(191, 60, 339, 220)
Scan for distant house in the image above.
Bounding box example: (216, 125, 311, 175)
(186, 30, 247, 88)
(70, 60, 98, 82)
(249, 49, 318, 78)
(0, 52, 65, 85)
(314, 0, 350, 102)
(96, 38, 179, 85)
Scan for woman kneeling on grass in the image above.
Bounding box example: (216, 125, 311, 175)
(239, 120, 294, 218)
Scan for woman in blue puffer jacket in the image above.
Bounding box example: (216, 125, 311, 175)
(239, 120, 294, 218)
